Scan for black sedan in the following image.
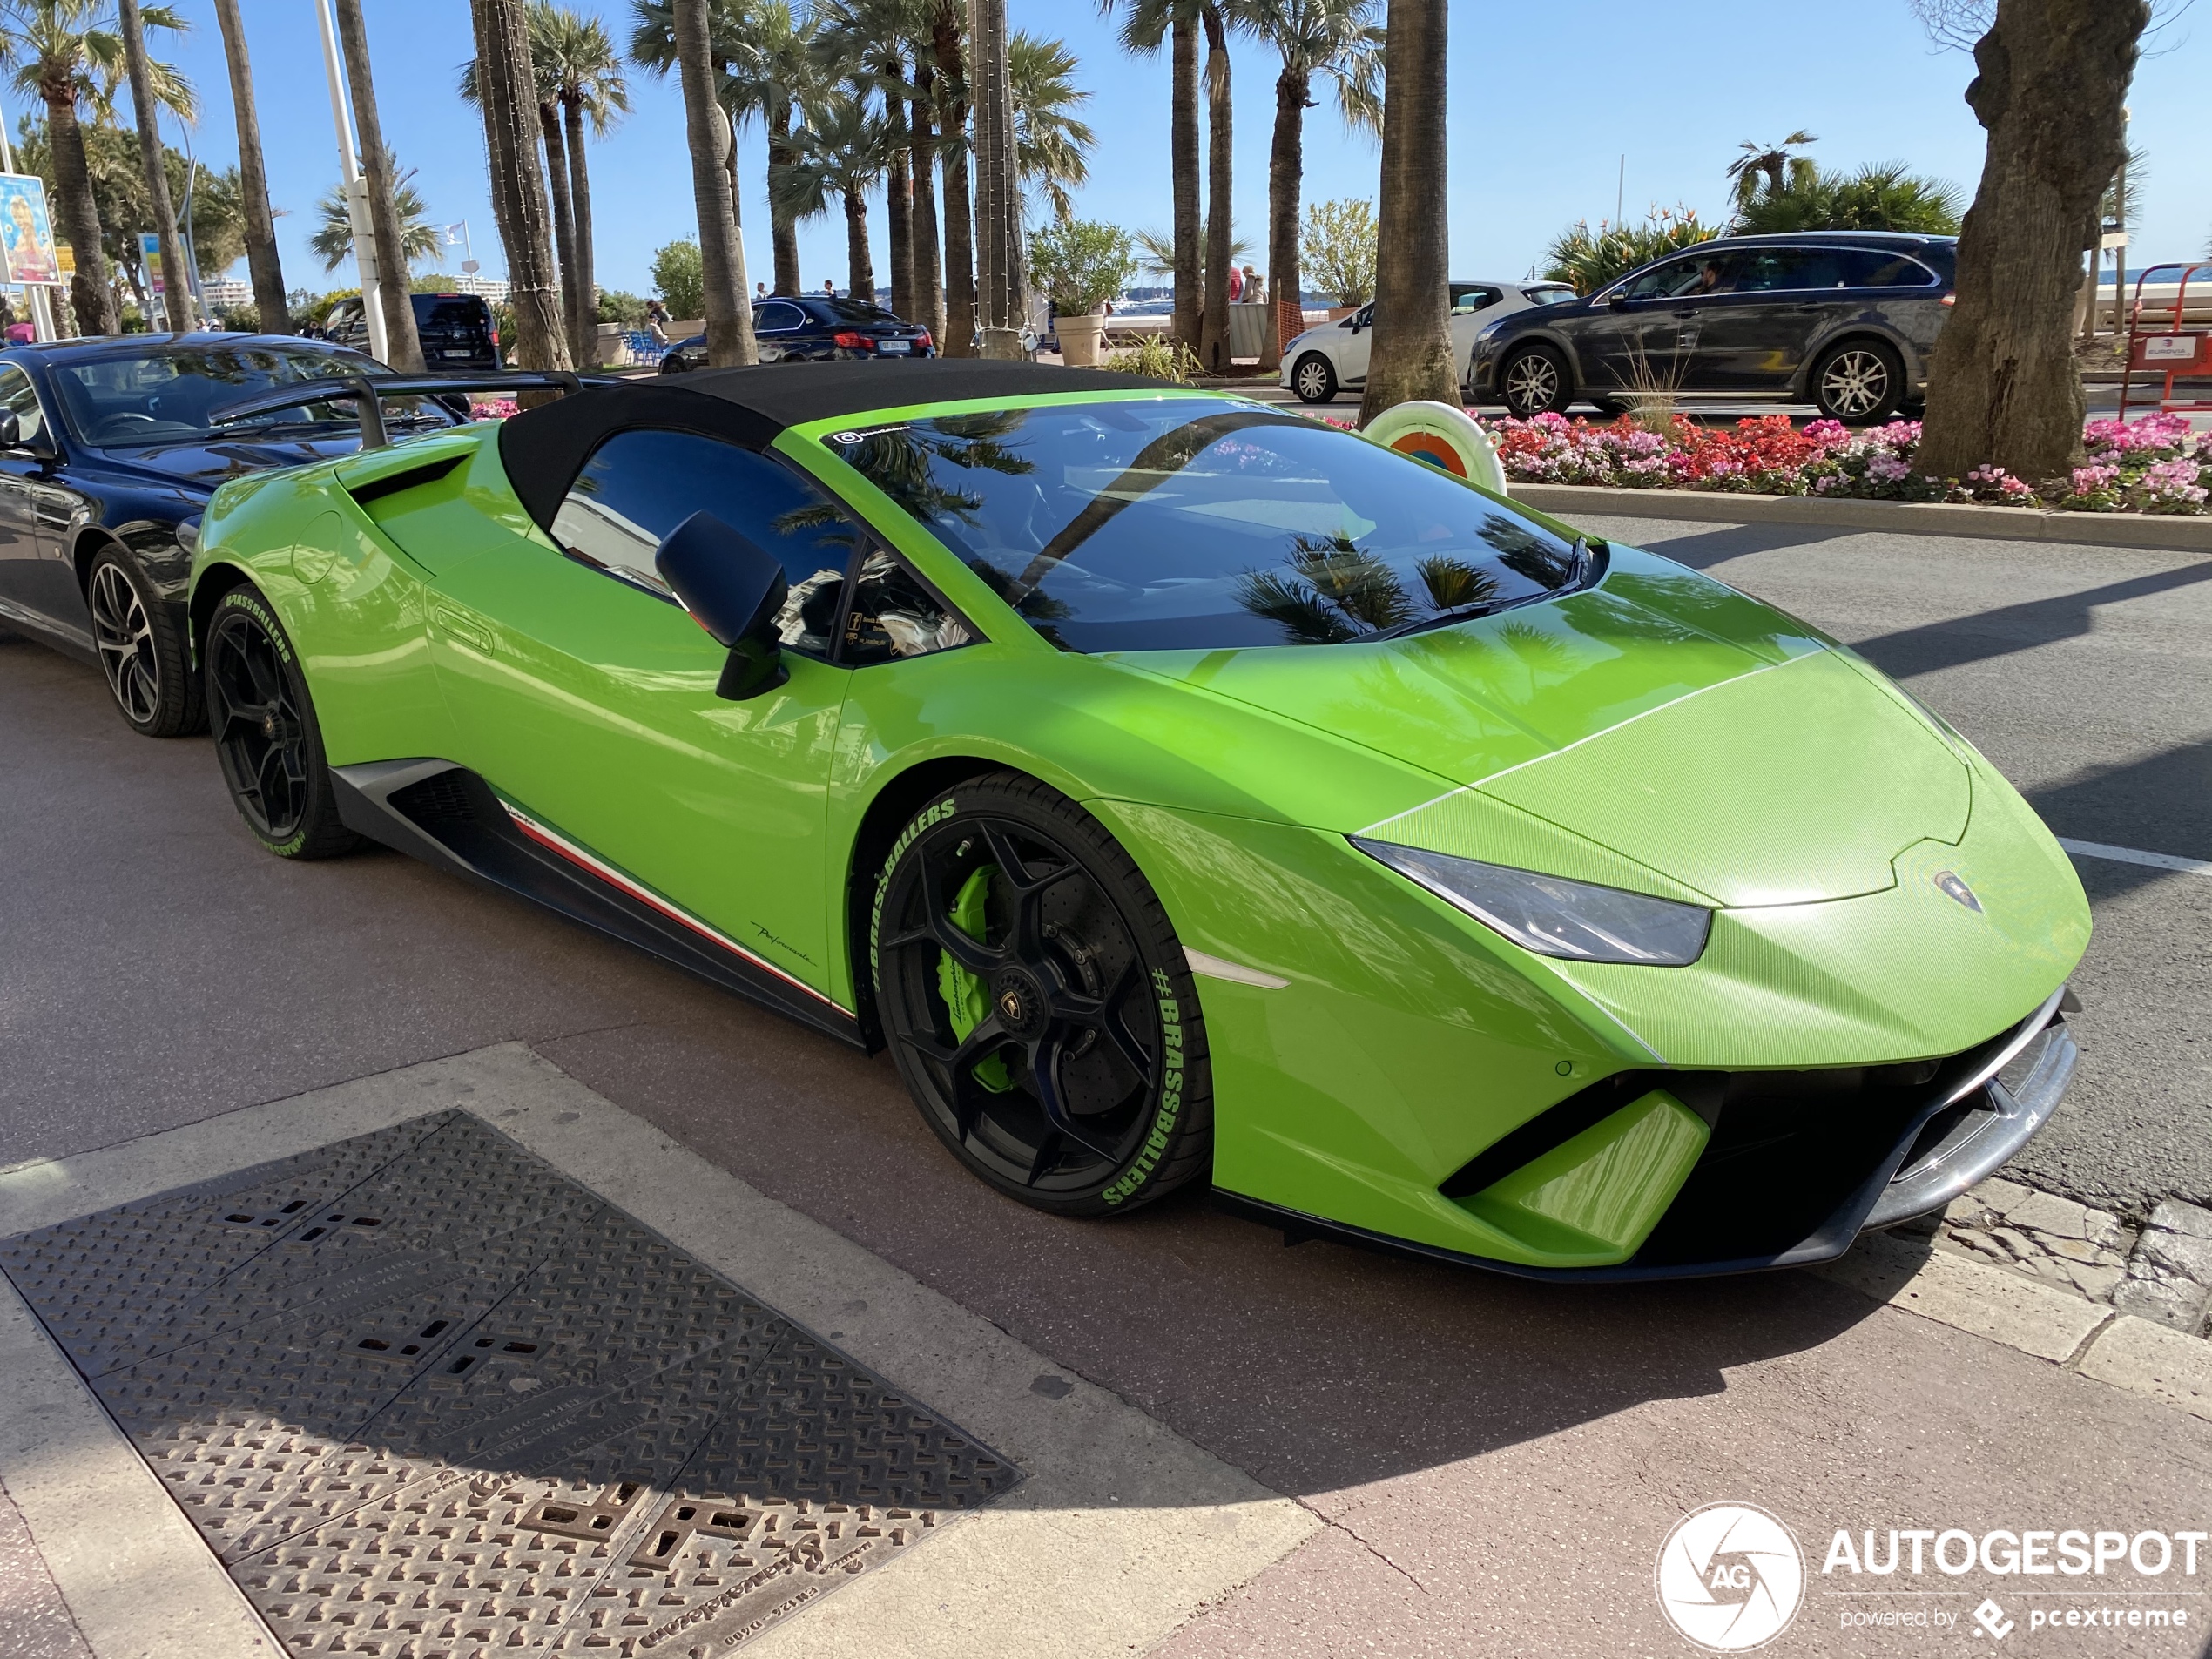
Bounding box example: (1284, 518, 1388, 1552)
(0, 334, 456, 736)
(1467, 231, 1957, 424)
(660, 293, 934, 373)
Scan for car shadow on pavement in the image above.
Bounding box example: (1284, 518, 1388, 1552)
(1851, 558, 2212, 682)
(2025, 738, 2212, 876)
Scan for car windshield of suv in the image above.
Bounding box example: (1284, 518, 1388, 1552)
(48, 345, 446, 447)
(828, 399, 1594, 652)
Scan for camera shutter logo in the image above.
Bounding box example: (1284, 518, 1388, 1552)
(1655, 1502, 1805, 1652)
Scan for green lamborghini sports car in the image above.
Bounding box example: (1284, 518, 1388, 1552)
(186, 360, 2087, 1278)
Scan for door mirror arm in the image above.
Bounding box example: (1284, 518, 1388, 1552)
(652, 510, 791, 701)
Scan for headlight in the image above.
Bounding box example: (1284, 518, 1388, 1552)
(1352, 839, 1711, 966)
(1476, 320, 1504, 341)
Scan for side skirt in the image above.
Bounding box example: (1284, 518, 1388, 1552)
(332, 759, 864, 1049)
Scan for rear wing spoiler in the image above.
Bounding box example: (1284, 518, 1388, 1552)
(211, 371, 613, 449)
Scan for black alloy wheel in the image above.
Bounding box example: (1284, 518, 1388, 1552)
(86, 546, 201, 738)
(1811, 339, 1905, 424)
(872, 773, 1211, 1217)
(204, 587, 361, 860)
(1291, 351, 1338, 404)
(1501, 344, 1573, 417)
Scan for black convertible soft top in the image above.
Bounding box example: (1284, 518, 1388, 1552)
(497, 359, 1172, 535)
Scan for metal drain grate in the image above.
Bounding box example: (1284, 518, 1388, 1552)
(1, 1113, 1020, 1656)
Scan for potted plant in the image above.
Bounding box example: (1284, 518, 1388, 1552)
(1300, 198, 1378, 320)
(1028, 219, 1138, 368)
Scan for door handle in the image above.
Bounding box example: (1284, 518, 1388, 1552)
(430, 603, 495, 656)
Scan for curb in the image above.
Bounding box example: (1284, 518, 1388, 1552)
(1511, 482, 2212, 552)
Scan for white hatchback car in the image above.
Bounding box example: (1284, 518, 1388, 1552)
(1280, 278, 1579, 404)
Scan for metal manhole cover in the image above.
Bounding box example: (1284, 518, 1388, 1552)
(1, 1113, 1021, 1655)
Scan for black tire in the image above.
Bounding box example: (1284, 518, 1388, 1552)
(1290, 351, 1338, 404)
(870, 772, 1212, 1217)
(1501, 344, 1573, 417)
(1811, 339, 1905, 424)
(203, 585, 362, 860)
(85, 543, 203, 738)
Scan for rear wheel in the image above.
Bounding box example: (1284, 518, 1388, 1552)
(1501, 345, 1573, 417)
(86, 545, 201, 738)
(204, 586, 361, 860)
(1290, 352, 1338, 404)
(871, 773, 1211, 1217)
(1811, 340, 1905, 424)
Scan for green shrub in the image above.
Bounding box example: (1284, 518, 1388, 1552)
(1103, 334, 1203, 381)
(1028, 219, 1137, 315)
(597, 288, 651, 326)
(651, 238, 704, 320)
(1300, 199, 1378, 307)
(1731, 163, 1962, 235)
(1543, 206, 1723, 295)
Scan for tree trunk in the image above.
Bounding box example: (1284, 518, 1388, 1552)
(1170, 16, 1199, 354)
(336, 0, 424, 368)
(118, 0, 190, 334)
(885, 91, 913, 318)
(44, 84, 113, 335)
(536, 99, 579, 360)
(213, 0, 289, 332)
(669, 0, 754, 366)
(968, 0, 1022, 358)
(469, 0, 570, 370)
(910, 61, 944, 342)
(563, 95, 597, 368)
(768, 107, 802, 295)
(1198, 3, 1231, 374)
(1359, 0, 1458, 421)
(1919, 0, 2148, 480)
(933, 7, 975, 358)
(1263, 61, 1306, 373)
(842, 187, 874, 300)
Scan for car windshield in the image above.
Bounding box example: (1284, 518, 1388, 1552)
(817, 296, 900, 324)
(48, 344, 442, 447)
(827, 399, 1594, 652)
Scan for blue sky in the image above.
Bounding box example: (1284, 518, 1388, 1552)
(57, 0, 2212, 304)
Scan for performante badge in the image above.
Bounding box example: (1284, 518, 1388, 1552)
(1932, 870, 1983, 913)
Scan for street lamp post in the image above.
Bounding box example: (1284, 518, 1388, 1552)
(314, 0, 386, 362)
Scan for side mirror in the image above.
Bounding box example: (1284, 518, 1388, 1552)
(652, 510, 790, 701)
(0, 410, 20, 448)
(1606, 293, 1631, 310)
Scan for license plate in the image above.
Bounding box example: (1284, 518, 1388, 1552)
(442, 349, 472, 358)
(877, 340, 912, 355)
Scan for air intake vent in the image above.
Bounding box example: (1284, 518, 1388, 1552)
(388, 769, 480, 829)
(343, 451, 465, 508)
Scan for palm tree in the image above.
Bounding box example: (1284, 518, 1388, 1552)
(1008, 31, 1093, 222)
(537, 5, 627, 366)
(812, 0, 922, 320)
(308, 145, 445, 273)
(969, 0, 1022, 357)
(334, 0, 424, 368)
(772, 91, 887, 299)
(1, 0, 190, 335)
(1250, 0, 1381, 371)
(116, 0, 188, 333)
(643, 0, 754, 364)
(1358, 0, 1453, 421)
(1725, 130, 1817, 211)
(928, 1, 973, 356)
(1196, 0, 1238, 372)
(211, 0, 286, 332)
(909, 41, 942, 335)
(469, 0, 570, 368)
(1105, 0, 1202, 352)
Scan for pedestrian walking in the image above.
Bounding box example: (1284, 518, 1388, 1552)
(646, 298, 670, 345)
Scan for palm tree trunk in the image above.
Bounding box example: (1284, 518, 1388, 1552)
(670, 0, 755, 365)
(768, 107, 802, 295)
(932, 8, 974, 358)
(469, 0, 570, 370)
(213, 0, 288, 332)
(1198, 3, 1231, 374)
(44, 83, 113, 336)
(885, 91, 914, 319)
(118, 0, 190, 334)
(537, 100, 579, 360)
(1918, 0, 2147, 480)
(1263, 60, 1306, 374)
(335, 0, 425, 368)
(968, 0, 1022, 358)
(910, 60, 945, 342)
(1359, 0, 1458, 421)
(563, 95, 597, 368)
(842, 186, 874, 300)
(1170, 15, 1199, 354)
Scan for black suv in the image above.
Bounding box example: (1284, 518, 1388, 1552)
(659, 294, 934, 372)
(1468, 232, 1957, 423)
(324, 291, 502, 370)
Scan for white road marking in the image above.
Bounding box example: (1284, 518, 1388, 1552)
(2058, 838, 2212, 878)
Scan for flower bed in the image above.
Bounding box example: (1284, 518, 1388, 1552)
(1476, 410, 2208, 516)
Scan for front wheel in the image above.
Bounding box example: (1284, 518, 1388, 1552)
(1290, 352, 1338, 404)
(86, 546, 202, 738)
(1811, 340, 1905, 424)
(1501, 345, 1573, 417)
(871, 773, 1212, 1217)
(204, 585, 361, 860)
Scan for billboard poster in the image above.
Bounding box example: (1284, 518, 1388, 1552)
(138, 231, 164, 295)
(0, 173, 60, 286)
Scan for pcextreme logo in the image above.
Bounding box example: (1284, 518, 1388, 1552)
(1656, 1502, 1806, 1652)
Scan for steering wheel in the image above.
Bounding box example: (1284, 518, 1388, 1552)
(92, 413, 160, 441)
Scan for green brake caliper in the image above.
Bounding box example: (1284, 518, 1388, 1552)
(938, 867, 1015, 1091)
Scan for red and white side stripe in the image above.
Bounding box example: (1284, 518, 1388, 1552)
(500, 800, 849, 1015)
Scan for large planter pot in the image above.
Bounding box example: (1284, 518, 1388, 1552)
(1059, 312, 1106, 368)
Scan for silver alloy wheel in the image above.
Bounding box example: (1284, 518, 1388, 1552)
(88, 561, 159, 725)
(1818, 348, 1892, 418)
(1503, 350, 1560, 415)
(1293, 354, 1333, 401)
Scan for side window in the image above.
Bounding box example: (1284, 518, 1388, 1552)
(1730, 249, 1847, 291)
(1619, 255, 1710, 300)
(1838, 251, 1938, 288)
(0, 364, 48, 445)
(551, 428, 867, 657)
(756, 301, 806, 334)
(1450, 286, 1501, 314)
(840, 548, 973, 665)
